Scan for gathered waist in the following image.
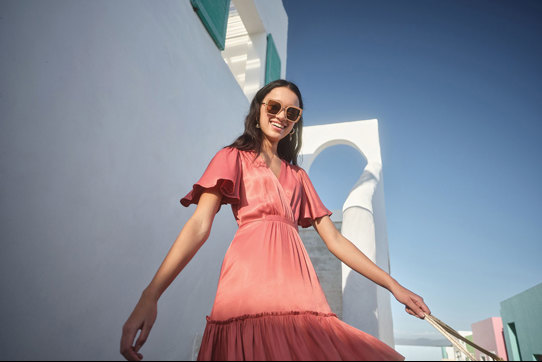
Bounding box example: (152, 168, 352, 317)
(238, 215, 298, 231)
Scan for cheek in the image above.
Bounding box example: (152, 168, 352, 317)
(260, 112, 269, 125)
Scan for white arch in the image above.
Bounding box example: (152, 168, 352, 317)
(298, 119, 395, 347)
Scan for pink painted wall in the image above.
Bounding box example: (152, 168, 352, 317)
(471, 317, 508, 361)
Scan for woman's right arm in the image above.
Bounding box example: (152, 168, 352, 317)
(120, 186, 223, 361)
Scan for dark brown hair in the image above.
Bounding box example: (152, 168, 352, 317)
(224, 79, 304, 166)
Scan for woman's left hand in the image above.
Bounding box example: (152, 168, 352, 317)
(391, 284, 431, 319)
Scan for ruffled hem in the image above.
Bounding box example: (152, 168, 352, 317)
(180, 178, 240, 208)
(180, 147, 242, 213)
(197, 310, 404, 361)
(206, 310, 338, 325)
(298, 209, 333, 228)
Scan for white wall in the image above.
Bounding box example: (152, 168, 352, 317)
(0, 0, 287, 359)
(298, 119, 395, 347)
(253, 0, 289, 79)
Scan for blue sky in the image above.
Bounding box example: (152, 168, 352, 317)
(282, 0, 542, 352)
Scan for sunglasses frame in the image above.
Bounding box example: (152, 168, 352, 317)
(261, 98, 303, 123)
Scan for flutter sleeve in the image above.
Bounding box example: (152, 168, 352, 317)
(180, 146, 241, 213)
(297, 168, 333, 228)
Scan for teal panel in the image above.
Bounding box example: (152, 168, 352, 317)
(505, 323, 522, 361)
(441, 347, 449, 359)
(500, 283, 542, 361)
(191, 0, 230, 50)
(265, 33, 281, 84)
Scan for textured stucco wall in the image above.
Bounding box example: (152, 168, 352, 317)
(0, 0, 287, 360)
(298, 212, 343, 319)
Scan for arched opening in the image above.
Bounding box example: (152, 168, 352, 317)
(298, 143, 368, 320)
(307, 144, 368, 212)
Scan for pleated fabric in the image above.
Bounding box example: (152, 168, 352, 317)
(181, 147, 404, 361)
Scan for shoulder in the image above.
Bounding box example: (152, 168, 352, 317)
(289, 163, 308, 177)
(217, 146, 240, 156)
(287, 163, 311, 184)
(220, 146, 264, 166)
(212, 146, 242, 161)
(218, 146, 259, 158)
(202, 147, 242, 171)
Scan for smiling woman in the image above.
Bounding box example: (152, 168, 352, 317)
(224, 79, 305, 167)
(120, 79, 430, 361)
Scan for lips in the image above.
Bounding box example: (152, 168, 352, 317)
(270, 121, 285, 131)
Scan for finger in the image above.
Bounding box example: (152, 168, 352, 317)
(413, 296, 431, 315)
(121, 326, 141, 361)
(121, 328, 136, 355)
(121, 346, 141, 361)
(420, 300, 431, 315)
(406, 300, 425, 318)
(413, 299, 429, 316)
(405, 306, 416, 317)
(135, 324, 150, 352)
(127, 346, 143, 361)
(420, 302, 431, 315)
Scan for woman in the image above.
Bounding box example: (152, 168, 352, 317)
(120, 79, 430, 361)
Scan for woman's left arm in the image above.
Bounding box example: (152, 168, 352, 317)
(312, 215, 431, 319)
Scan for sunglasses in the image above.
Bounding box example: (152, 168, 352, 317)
(262, 99, 303, 123)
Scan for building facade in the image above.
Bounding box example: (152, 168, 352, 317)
(500, 283, 542, 361)
(0, 0, 287, 360)
(471, 317, 508, 361)
(440, 331, 474, 361)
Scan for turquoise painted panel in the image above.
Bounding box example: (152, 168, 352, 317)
(506, 323, 522, 360)
(265, 33, 281, 84)
(441, 347, 449, 359)
(191, 0, 230, 50)
(500, 283, 542, 361)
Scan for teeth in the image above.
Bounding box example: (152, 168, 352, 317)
(270, 121, 284, 129)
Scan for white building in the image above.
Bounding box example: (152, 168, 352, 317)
(1, 0, 398, 359)
(441, 331, 475, 361)
(0, 0, 287, 360)
(298, 119, 395, 347)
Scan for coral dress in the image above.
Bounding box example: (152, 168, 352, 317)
(181, 146, 404, 361)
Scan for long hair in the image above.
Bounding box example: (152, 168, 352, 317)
(224, 79, 304, 166)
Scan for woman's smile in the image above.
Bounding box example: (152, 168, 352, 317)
(270, 120, 286, 131)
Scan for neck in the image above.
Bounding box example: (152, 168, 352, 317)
(260, 136, 278, 158)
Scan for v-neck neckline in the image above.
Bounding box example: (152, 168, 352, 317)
(260, 155, 284, 182)
(248, 150, 286, 183)
(248, 150, 293, 210)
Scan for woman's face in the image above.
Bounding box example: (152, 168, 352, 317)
(258, 87, 300, 144)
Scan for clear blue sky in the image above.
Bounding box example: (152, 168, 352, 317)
(283, 0, 542, 349)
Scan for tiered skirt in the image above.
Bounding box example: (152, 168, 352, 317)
(197, 310, 404, 361)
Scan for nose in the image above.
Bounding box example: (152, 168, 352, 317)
(275, 108, 287, 122)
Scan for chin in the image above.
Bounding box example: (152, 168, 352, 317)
(264, 133, 282, 143)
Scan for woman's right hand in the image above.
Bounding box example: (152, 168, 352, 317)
(391, 283, 431, 319)
(120, 292, 158, 361)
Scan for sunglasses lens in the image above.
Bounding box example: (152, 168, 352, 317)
(286, 108, 300, 122)
(266, 100, 281, 114)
